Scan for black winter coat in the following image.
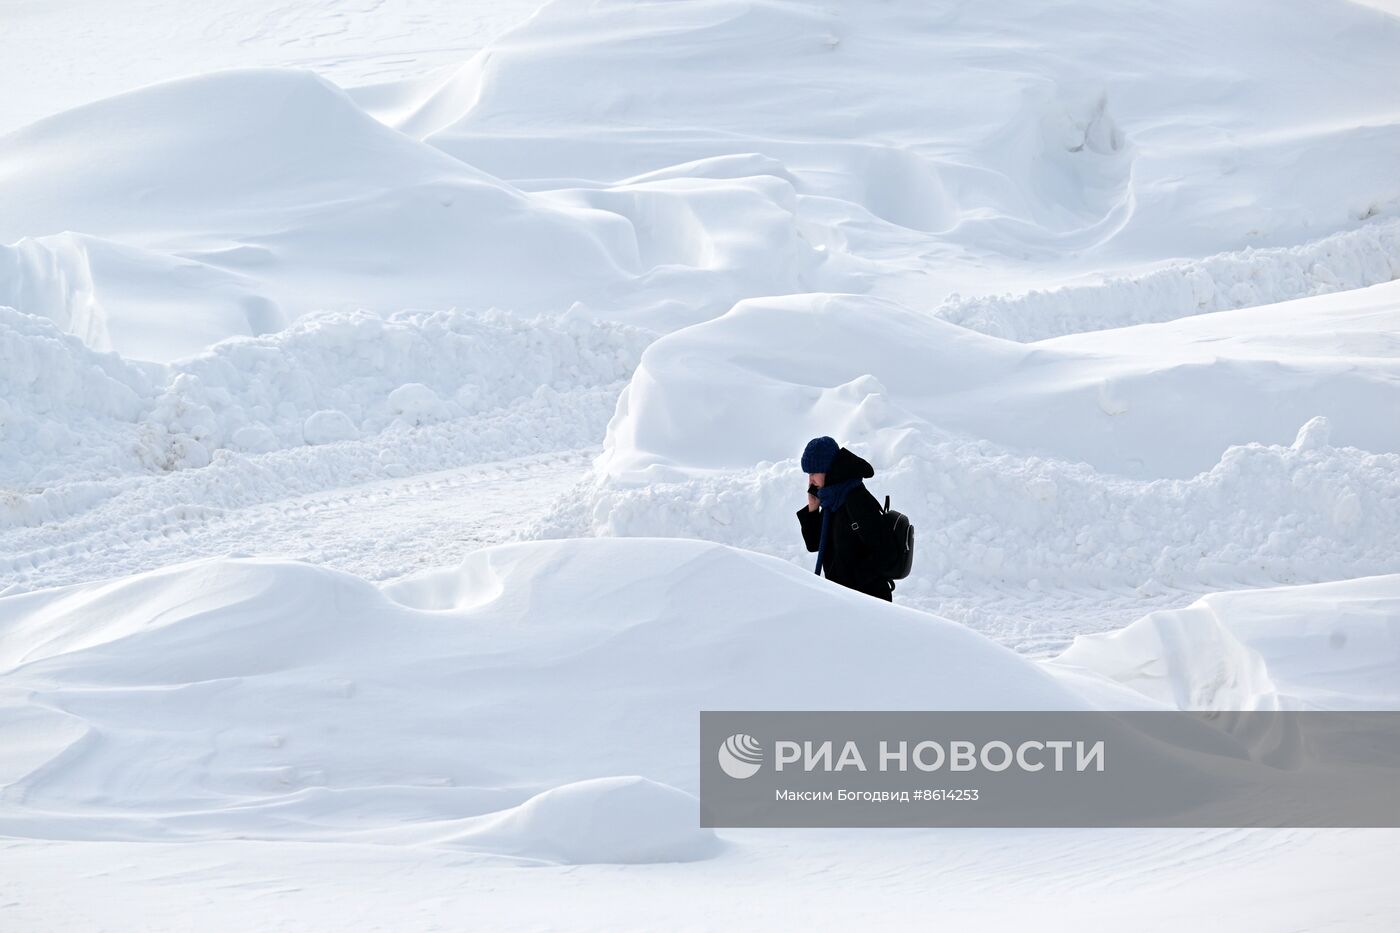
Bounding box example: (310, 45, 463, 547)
(796, 447, 894, 601)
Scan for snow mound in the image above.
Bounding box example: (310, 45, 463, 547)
(0, 538, 1085, 843)
(0, 63, 847, 356)
(387, 383, 450, 425)
(453, 776, 720, 865)
(555, 286, 1400, 596)
(302, 410, 359, 445)
(601, 285, 1400, 482)
(0, 68, 635, 353)
(0, 304, 647, 499)
(1054, 575, 1400, 711)
(0, 233, 286, 361)
(6, 1, 1400, 363)
(0, 67, 499, 240)
(414, 0, 1400, 263)
(548, 417, 1400, 598)
(539, 169, 828, 331)
(936, 218, 1400, 341)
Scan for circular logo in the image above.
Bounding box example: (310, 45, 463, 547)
(718, 733, 763, 779)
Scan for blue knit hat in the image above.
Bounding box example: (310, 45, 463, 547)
(801, 436, 839, 473)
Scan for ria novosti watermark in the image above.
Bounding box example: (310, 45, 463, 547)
(744, 734, 1105, 775)
(700, 711, 1400, 828)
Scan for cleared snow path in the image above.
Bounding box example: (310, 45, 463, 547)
(3, 828, 1393, 933)
(0, 447, 593, 595)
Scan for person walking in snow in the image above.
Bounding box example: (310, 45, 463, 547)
(797, 436, 896, 602)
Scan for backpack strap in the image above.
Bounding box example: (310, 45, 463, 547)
(843, 491, 894, 571)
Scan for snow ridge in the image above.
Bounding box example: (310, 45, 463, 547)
(533, 420, 1400, 597)
(0, 303, 648, 497)
(936, 218, 1400, 341)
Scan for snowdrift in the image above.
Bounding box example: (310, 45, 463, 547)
(0, 68, 635, 358)
(3, 0, 1398, 921)
(0, 538, 1087, 853)
(0, 65, 843, 359)
(0, 233, 283, 362)
(0, 304, 648, 509)
(602, 285, 1400, 482)
(936, 219, 1400, 341)
(1055, 575, 1400, 712)
(410, 0, 1400, 263)
(444, 776, 724, 864)
(5, 0, 1400, 362)
(570, 285, 1400, 593)
(0, 67, 501, 241)
(4, 541, 1389, 859)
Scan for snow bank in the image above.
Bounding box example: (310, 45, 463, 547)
(0, 539, 1084, 847)
(7, 0, 1400, 362)
(600, 285, 1400, 481)
(538, 167, 829, 331)
(936, 219, 1400, 341)
(0, 233, 285, 361)
(413, 0, 1400, 263)
(1054, 575, 1400, 711)
(3, 540, 1385, 859)
(0, 68, 637, 355)
(0, 67, 504, 241)
(557, 286, 1400, 594)
(451, 776, 720, 864)
(0, 303, 647, 500)
(556, 422, 1400, 598)
(0, 65, 844, 357)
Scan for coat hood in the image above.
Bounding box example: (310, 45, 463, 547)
(825, 447, 874, 484)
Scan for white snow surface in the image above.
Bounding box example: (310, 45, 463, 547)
(1055, 574, 1400, 712)
(0, 0, 546, 135)
(565, 284, 1400, 635)
(1, 542, 1396, 928)
(0, 303, 646, 493)
(4, 0, 1400, 361)
(0, 541, 1084, 848)
(4, 0, 1400, 927)
(599, 283, 1400, 482)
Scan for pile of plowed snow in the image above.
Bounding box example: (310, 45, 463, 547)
(3, 537, 1390, 862)
(1054, 574, 1400, 712)
(601, 284, 1400, 481)
(935, 219, 1400, 341)
(0, 304, 648, 501)
(5, 0, 1400, 362)
(0, 69, 631, 354)
(0, 66, 838, 360)
(0, 538, 1090, 857)
(554, 283, 1400, 594)
(406, 0, 1400, 265)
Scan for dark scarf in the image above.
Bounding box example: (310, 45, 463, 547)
(814, 477, 864, 576)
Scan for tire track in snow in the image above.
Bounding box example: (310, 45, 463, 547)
(1, 448, 596, 595)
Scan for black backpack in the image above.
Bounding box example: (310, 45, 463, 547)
(879, 495, 915, 580)
(848, 493, 915, 581)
